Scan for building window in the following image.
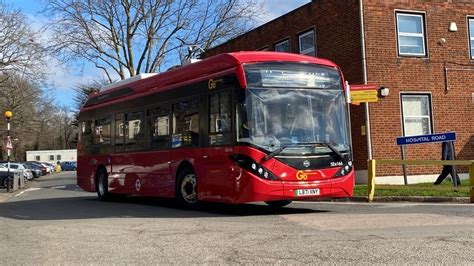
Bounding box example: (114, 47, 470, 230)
(401, 94, 433, 136)
(275, 39, 290, 52)
(298, 30, 315, 56)
(469, 18, 474, 59)
(396, 12, 427, 56)
(35, 156, 40, 161)
(49, 155, 54, 161)
(56, 155, 61, 161)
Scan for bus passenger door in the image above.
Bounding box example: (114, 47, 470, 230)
(200, 90, 236, 203)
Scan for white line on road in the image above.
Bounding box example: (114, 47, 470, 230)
(51, 185, 66, 189)
(14, 187, 41, 197)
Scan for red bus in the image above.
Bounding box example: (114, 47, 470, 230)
(77, 51, 354, 208)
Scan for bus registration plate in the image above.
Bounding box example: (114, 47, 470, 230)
(295, 188, 320, 197)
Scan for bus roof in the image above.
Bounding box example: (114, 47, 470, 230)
(81, 51, 339, 111)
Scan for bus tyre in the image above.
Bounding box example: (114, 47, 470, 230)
(96, 169, 112, 201)
(265, 200, 292, 208)
(176, 168, 199, 209)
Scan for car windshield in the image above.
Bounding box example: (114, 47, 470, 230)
(237, 63, 350, 156)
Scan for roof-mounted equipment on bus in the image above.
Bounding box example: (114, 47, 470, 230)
(100, 73, 157, 92)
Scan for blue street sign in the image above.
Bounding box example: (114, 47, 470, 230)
(396, 132, 456, 146)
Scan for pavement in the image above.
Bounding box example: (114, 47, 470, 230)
(1, 184, 470, 204)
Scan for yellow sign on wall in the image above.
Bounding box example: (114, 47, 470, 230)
(351, 90, 378, 103)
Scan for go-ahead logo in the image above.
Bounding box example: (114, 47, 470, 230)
(296, 170, 308, 180)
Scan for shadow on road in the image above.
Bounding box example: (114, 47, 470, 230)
(0, 196, 328, 221)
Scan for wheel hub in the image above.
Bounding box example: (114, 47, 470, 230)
(181, 174, 197, 203)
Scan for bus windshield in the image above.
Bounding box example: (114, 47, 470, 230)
(237, 63, 350, 156)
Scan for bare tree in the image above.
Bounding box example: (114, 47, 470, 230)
(43, 0, 259, 81)
(0, 74, 55, 159)
(0, 2, 48, 83)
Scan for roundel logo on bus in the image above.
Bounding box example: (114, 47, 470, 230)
(208, 79, 217, 90)
(135, 179, 141, 192)
(296, 171, 308, 181)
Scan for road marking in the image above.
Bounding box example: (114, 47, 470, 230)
(14, 188, 41, 197)
(51, 185, 66, 189)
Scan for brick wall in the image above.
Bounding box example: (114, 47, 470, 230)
(363, 0, 474, 175)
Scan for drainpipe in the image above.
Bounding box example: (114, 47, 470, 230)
(359, 0, 373, 160)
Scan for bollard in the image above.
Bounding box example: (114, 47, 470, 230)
(367, 159, 376, 202)
(19, 171, 25, 189)
(470, 162, 474, 204)
(12, 174, 19, 191)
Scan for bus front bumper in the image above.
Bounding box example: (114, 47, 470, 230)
(234, 170, 354, 204)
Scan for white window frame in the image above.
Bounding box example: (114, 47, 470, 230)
(298, 30, 315, 56)
(275, 39, 290, 52)
(400, 93, 433, 136)
(396, 12, 427, 57)
(469, 17, 474, 59)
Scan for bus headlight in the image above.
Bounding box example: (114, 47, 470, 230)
(333, 160, 353, 178)
(230, 154, 279, 181)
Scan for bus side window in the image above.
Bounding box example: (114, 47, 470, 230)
(172, 99, 199, 148)
(81, 120, 93, 147)
(124, 111, 145, 151)
(93, 117, 111, 145)
(148, 106, 170, 149)
(209, 91, 232, 146)
(115, 114, 124, 152)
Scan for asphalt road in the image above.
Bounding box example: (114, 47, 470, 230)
(0, 172, 473, 264)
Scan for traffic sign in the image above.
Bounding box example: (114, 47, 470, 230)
(4, 136, 13, 150)
(349, 84, 378, 104)
(396, 132, 456, 146)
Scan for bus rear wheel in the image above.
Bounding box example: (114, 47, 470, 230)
(176, 168, 199, 209)
(96, 169, 112, 201)
(265, 200, 292, 208)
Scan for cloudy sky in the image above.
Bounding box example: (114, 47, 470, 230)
(4, 0, 310, 107)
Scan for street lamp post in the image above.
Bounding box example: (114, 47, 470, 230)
(4, 111, 13, 192)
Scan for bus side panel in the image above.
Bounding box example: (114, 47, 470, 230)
(77, 155, 96, 192)
(198, 146, 236, 203)
(110, 151, 171, 197)
(77, 154, 110, 193)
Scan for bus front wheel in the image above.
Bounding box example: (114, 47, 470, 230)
(176, 168, 199, 209)
(265, 200, 292, 208)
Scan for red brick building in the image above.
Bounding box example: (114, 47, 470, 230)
(204, 0, 474, 183)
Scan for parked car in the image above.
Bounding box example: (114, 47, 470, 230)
(60, 161, 77, 171)
(26, 161, 48, 175)
(41, 162, 55, 173)
(23, 162, 43, 178)
(0, 163, 33, 181)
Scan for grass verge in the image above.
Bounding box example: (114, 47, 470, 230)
(354, 179, 469, 197)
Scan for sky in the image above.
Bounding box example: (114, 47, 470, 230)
(4, 0, 310, 107)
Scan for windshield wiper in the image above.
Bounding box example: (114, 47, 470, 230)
(262, 146, 291, 162)
(297, 142, 344, 161)
(261, 142, 344, 162)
